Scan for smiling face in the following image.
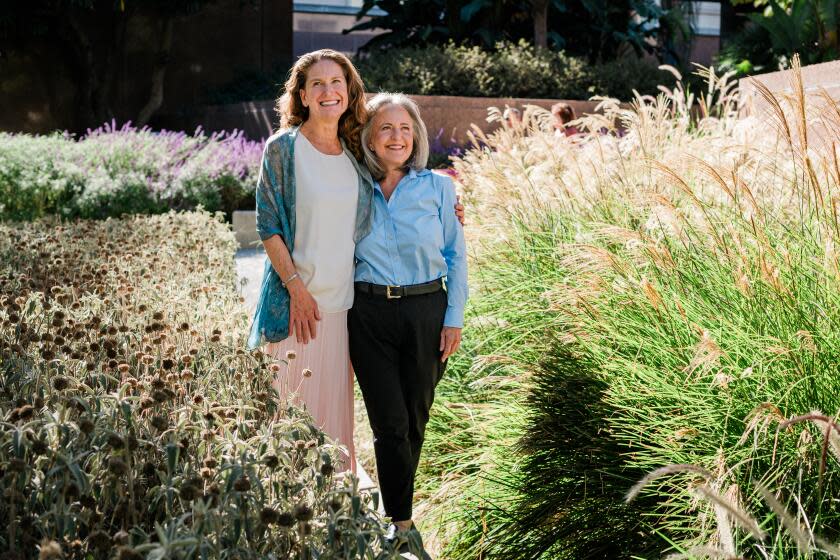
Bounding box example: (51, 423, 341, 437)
(369, 103, 414, 171)
(298, 60, 349, 124)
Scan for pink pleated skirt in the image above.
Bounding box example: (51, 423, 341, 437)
(265, 310, 355, 474)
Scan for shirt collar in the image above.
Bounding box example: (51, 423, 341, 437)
(410, 167, 432, 179)
(374, 167, 430, 193)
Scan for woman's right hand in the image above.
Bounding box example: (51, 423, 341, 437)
(287, 280, 321, 344)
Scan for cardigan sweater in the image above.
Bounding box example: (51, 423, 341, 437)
(247, 126, 374, 349)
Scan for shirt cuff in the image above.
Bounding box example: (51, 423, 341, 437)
(444, 306, 464, 329)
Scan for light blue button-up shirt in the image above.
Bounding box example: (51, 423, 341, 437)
(354, 168, 468, 327)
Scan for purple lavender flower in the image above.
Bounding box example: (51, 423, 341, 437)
(1, 120, 263, 220)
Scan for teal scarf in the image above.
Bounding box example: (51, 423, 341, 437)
(247, 126, 374, 349)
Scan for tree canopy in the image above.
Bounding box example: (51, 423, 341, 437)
(0, 0, 219, 132)
(717, 0, 838, 74)
(345, 0, 691, 63)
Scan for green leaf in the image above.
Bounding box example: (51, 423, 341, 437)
(68, 463, 90, 493)
(166, 442, 179, 475)
(120, 400, 133, 425)
(356, 534, 366, 557)
(460, 0, 490, 22)
(233, 517, 242, 543)
(12, 428, 21, 454)
(225, 464, 243, 493)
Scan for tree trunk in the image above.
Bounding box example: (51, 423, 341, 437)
(532, 0, 550, 48)
(60, 10, 100, 131)
(446, 0, 464, 41)
(94, 7, 131, 124)
(136, 15, 175, 127)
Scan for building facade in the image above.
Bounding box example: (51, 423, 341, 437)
(293, 1, 385, 56)
(0, 0, 293, 134)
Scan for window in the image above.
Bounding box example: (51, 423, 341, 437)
(692, 1, 721, 36)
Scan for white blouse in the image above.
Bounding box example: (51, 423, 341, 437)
(291, 133, 359, 313)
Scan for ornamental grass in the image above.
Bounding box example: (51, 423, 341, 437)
(417, 57, 840, 558)
(0, 211, 391, 559)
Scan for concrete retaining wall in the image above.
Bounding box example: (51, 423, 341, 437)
(739, 60, 840, 151)
(156, 95, 607, 144)
(740, 60, 840, 112)
(410, 95, 603, 145)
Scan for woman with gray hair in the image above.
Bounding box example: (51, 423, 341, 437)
(349, 92, 468, 554)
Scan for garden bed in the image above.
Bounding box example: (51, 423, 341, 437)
(0, 211, 389, 558)
(0, 123, 260, 222)
(417, 64, 840, 558)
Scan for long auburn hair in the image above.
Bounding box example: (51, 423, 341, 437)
(276, 49, 367, 160)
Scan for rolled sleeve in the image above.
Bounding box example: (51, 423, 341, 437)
(439, 176, 468, 328)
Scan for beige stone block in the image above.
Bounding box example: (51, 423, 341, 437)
(740, 60, 840, 113)
(739, 60, 840, 151)
(157, 95, 613, 145)
(408, 94, 607, 145)
(233, 210, 261, 250)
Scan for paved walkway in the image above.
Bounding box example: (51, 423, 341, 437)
(235, 248, 265, 311)
(235, 248, 378, 493)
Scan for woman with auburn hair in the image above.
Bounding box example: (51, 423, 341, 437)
(248, 49, 371, 475)
(247, 50, 463, 475)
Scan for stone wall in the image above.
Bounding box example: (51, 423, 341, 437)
(155, 94, 608, 145)
(739, 60, 840, 111)
(739, 60, 840, 151)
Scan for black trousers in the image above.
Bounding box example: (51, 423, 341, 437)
(348, 287, 448, 521)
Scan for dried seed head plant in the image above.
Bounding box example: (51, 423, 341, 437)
(417, 57, 840, 559)
(0, 211, 392, 558)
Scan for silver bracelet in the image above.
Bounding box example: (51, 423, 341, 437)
(281, 272, 300, 288)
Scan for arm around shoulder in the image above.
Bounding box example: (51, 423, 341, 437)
(438, 174, 468, 328)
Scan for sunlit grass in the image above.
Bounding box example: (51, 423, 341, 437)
(418, 57, 840, 558)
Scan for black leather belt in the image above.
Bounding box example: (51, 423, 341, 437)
(354, 279, 443, 299)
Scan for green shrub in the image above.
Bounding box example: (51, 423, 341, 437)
(357, 43, 490, 97)
(715, 21, 777, 76)
(0, 124, 261, 222)
(0, 212, 393, 558)
(586, 56, 681, 99)
(413, 220, 665, 560)
(355, 40, 674, 100)
(204, 41, 676, 106)
(0, 133, 79, 221)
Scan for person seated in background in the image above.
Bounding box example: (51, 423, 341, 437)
(502, 106, 522, 130)
(551, 102, 579, 137)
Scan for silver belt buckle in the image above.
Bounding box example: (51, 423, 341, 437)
(386, 285, 402, 299)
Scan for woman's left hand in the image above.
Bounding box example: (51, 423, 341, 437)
(439, 326, 462, 362)
(454, 195, 466, 226)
